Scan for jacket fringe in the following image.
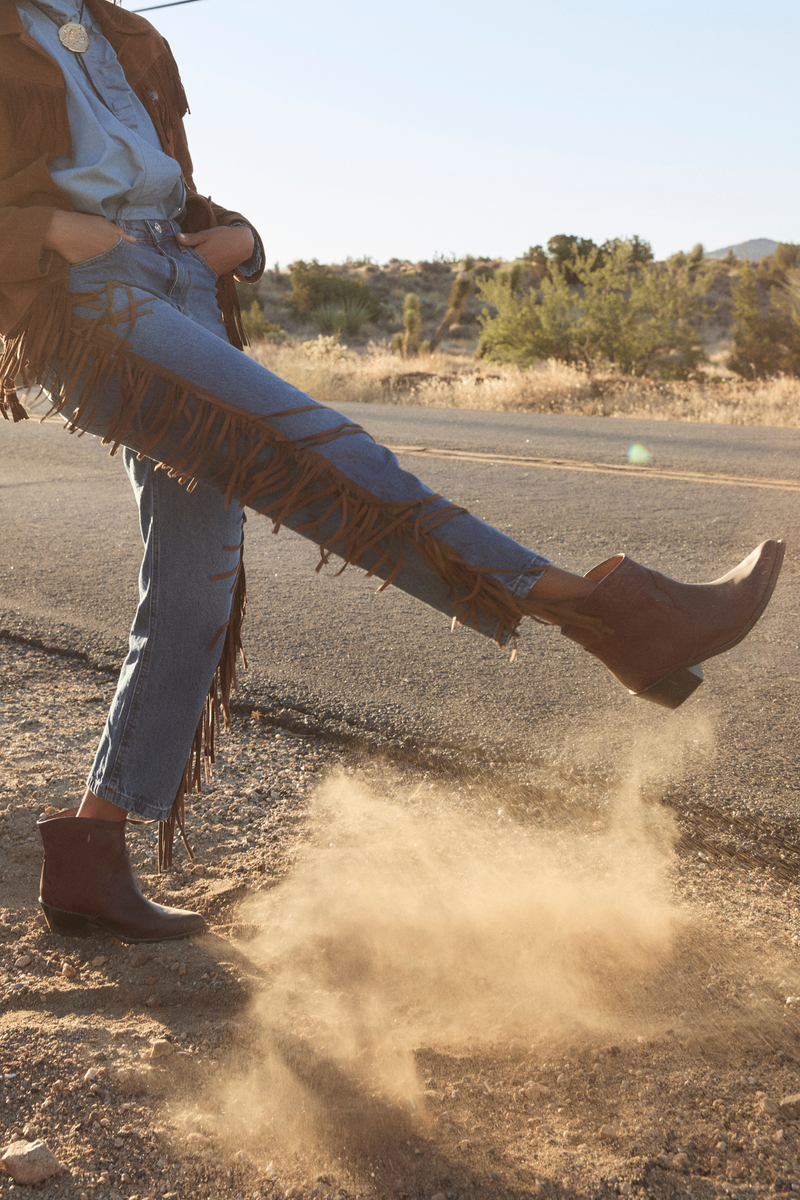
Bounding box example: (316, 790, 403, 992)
(1, 81, 68, 156)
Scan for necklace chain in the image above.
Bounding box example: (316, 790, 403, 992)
(25, 0, 117, 115)
(26, 0, 88, 52)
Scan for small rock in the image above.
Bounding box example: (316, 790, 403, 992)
(145, 994, 161, 1008)
(62, 962, 77, 978)
(14, 955, 31, 969)
(716, 1140, 728, 1152)
(727, 1159, 744, 1180)
(87, 1083, 100, 1095)
(599, 1125, 618, 1141)
(83, 1068, 98, 1083)
(0, 1139, 62, 1184)
(523, 1082, 551, 1100)
(657, 1154, 674, 1170)
(780, 1094, 800, 1120)
(192, 864, 207, 877)
(149, 1039, 174, 1060)
(92, 956, 107, 968)
(673, 1152, 690, 1172)
(761, 1096, 780, 1115)
(130, 952, 149, 968)
(186, 1133, 211, 1150)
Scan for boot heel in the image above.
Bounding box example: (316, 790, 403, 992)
(635, 663, 704, 709)
(40, 902, 97, 938)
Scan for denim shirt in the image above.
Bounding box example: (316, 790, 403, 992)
(17, 0, 185, 220)
(16, 0, 262, 275)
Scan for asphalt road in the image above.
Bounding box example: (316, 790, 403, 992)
(2, 403, 799, 822)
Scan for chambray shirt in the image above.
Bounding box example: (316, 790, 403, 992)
(16, 0, 262, 275)
(17, 0, 185, 221)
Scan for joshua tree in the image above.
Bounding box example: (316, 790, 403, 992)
(429, 257, 476, 351)
(401, 292, 422, 358)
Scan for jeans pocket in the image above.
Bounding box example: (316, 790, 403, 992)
(186, 247, 219, 281)
(69, 237, 128, 274)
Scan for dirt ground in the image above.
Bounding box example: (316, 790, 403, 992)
(4, 634, 800, 1200)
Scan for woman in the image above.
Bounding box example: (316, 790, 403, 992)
(0, 0, 784, 944)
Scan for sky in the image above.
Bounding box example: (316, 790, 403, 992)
(136, 0, 800, 267)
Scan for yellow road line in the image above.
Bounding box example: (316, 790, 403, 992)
(387, 445, 800, 493)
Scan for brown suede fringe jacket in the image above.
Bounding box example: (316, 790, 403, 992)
(0, 0, 528, 864)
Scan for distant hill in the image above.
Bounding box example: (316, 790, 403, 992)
(706, 238, 779, 261)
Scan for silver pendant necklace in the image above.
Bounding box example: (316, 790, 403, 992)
(27, 0, 90, 53)
(58, 19, 89, 54)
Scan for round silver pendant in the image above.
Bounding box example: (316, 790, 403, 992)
(58, 22, 89, 53)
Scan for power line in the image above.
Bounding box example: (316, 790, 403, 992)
(132, 0, 207, 12)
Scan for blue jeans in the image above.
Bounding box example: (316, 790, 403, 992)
(53, 219, 549, 821)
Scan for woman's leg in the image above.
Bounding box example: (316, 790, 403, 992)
(85, 450, 244, 821)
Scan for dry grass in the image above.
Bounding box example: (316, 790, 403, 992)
(248, 336, 800, 426)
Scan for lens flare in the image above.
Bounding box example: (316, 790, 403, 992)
(628, 443, 653, 465)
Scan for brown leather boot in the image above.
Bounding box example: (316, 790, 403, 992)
(38, 808, 206, 943)
(560, 539, 785, 708)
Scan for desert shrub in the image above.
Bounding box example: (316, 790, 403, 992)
(241, 299, 287, 343)
(523, 234, 652, 284)
(727, 262, 800, 378)
(287, 261, 383, 323)
(313, 298, 374, 337)
(773, 243, 800, 273)
(301, 334, 351, 363)
(476, 239, 710, 379)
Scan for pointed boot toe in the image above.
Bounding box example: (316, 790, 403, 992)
(38, 808, 207, 944)
(560, 539, 785, 708)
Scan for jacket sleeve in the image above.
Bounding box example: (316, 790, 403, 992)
(0, 149, 73, 287)
(0, 203, 61, 285)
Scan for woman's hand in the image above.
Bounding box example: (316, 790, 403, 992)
(177, 225, 254, 276)
(44, 211, 136, 264)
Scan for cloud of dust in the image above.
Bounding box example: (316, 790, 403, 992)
(179, 716, 722, 1173)
(239, 718, 714, 1099)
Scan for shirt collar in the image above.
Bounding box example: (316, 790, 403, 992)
(21, 0, 85, 22)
